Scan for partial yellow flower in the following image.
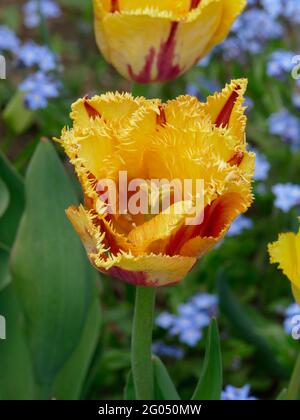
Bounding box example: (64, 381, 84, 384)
(93, 0, 246, 83)
(268, 223, 300, 304)
(57, 79, 254, 286)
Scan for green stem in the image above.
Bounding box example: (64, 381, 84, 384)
(287, 352, 300, 400)
(131, 286, 156, 400)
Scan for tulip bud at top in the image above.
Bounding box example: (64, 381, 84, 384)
(93, 0, 246, 83)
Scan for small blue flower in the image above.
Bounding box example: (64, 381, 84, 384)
(260, 0, 283, 19)
(272, 183, 300, 212)
(155, 293, 218, 348)
(267, 50, 296, 79)
(23, 0, 61, 28)
(221, 9, 283, 59)
(19, 71, 61, 110)
(253, 149, 270, 181)
(283, 0, 300, 25)
(169, 317, 195, 336)
(18, 41, 57, 72)
(268, 109, 300, 149)
(186, 84, 199, 97)
(286, 303, 300, 318)
(0, 25, 20, 54)
(292, 92, 300, 109)
(179, 328, 202, 347)
(152, 342, 185, 359)
(222, 385, 257, 400)
(193, 312, 211, 329)
(227, 215, 253, 237)
(155, 312, 175, 329)
(191, 293, 218, 312)
(283, 303, 300, 339)
(178, 303, 198, 317)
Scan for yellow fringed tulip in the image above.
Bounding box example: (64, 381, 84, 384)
(268, 224, 300, 304)
(57, 79, 254, 286)
(93, 0, 246, 83)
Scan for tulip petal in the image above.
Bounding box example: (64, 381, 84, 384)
(201, 0, 246, 56)
(201, 79, 248, 143)
(105, 253, 196, 286)
(268, 230, 300, 293)
(127, 200, 194, 253)
(168, 192, 250, 257)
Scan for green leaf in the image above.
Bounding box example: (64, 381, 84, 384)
(287, 353, 300, 400)
(276, 388, 287, 401)
(11, 140, 94, 388)
(0, 246, 11, 291)
(0, 151, 24, 248)
(217, 273, 287, 379)
(153, 356, 181, 400)
(54, 285, 101, 400)
(3, 91, 34, 135)
(0, 286, 35, 400)
(191, 319, 222, 401)
(124, 371, 136, 401)
(0, 177, 10, 218)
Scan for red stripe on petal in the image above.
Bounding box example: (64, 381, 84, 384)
(108, 266, 149, 285)
(111, 0, 119, 13)
(128, 47, 156, 84)
(227, 151, 244, 167)
(215, 88, 240, 128)
(156, 22, 180, 82)
(190, 0, 201, 10)
(84, 99, 101, 119)
(127, 22, 181, 83)
(156, 105, 167, 126)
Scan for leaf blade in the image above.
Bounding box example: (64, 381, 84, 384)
(191, 319, 222, 401)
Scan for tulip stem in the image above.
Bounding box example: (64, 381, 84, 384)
(131, 286, 156, 400)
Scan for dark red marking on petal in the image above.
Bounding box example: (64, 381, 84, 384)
(156, 105, 167, 126)
(215, 87, 240, 128)
(227, 151, 244, 167)
(111, 0, 119, 13)
(128, 47, 156, 84)
(190, 0, 201, 10)
(166, 193, 242, 256)
(84, 99, 101, 119)
(127, 22, 181, 83)
(156, 22, 180, 82)
(108, 266, 149, 285)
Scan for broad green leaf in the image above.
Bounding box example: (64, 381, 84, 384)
(0, 246, 11, 291)
(0, 286, 34, 400)
(0, 177, 9, 218)
(217, 273, 286, 378)
(11, 140, 94, 387)
(276, 388, 287, 401)
(287, 353, 300, 400)
(3, 91, 34, 135)
(124, 371, 136, 401)
(54, 286, 101, 400)
(153, 356, 181, 400)
(0, 151, 24, 247)
(191, 319, 222, 401)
